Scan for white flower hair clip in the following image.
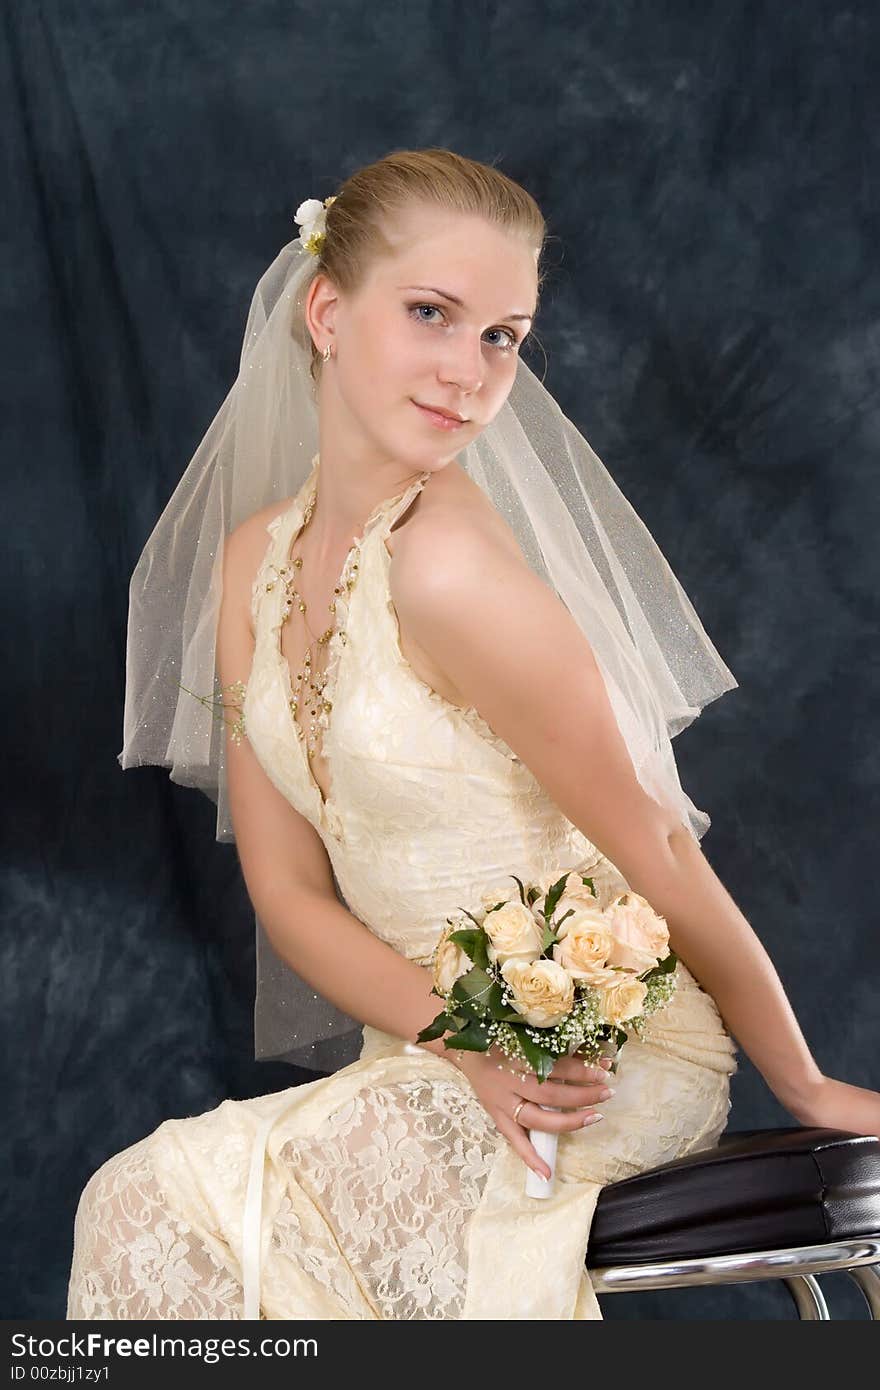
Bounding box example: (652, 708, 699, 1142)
(293, 195, 337, 256)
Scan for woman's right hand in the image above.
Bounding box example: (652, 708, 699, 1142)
(449, 1044, 616, 1179)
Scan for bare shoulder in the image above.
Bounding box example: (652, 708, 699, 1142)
(387, 460, 529, 587)
(390, 485, 558, 656)
(227, 494, 294, 567)
(386, 463, 534, 705)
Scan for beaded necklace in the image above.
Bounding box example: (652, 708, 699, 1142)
(276, 480, 360, 766)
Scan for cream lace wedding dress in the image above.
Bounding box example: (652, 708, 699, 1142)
(67, 459, 738, 1321)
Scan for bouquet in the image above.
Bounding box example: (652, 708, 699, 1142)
(416, 868, 679, 1198)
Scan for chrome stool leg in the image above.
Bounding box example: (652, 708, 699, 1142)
(783, 1273, 830, 1319)
(847, 1263, 880, 1318)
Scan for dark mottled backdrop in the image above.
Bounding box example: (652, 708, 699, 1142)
(3, 1, 878, 1319)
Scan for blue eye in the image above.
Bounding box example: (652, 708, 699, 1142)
(407, 303, 519, 352)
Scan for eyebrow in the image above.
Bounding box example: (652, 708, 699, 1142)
(398, 284, 535, 322)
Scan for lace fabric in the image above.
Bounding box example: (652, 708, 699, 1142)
(67, 967, 735, 1320)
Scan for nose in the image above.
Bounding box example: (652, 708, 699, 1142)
(438, 332, 484, 395)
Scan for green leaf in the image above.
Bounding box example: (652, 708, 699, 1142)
(542, 873, 571, 922)
(449, 928, 490, 970)
(450, 966, 494, 1019)
(540, 920, 560, 953)
(451, 965, 494, 999)
(444, 1020, 492, 1052)
(448, 928, 481, 953)
(517, 1030, 558, 1083)
(640, 950, 678, 981)
(509, 874, 527, 905)
(415, 1011, 457, 1042)
(486, 981, 523, 1021)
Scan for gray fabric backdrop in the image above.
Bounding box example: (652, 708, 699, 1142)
(3, 0, 877, 1319)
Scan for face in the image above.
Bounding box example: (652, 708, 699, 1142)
(306, 206, 539, 469)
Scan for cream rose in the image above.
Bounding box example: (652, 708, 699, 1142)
(604, 892, 671, 974)
(482, 900, 544, 965)
(528, 871, 564, 906)
(432, 922, 471, 996)
(550, 903, 618, 985)
(530, 873, 596, 939)
(557, 871, 602, 907)
(479, 885, 517, 915)
(529, 869, 599, 916)
(597, 974, 648, 1025)
(579, 858, 631, 911)
(500, 958, 575, 1027)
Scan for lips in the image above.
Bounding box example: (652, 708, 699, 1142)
(413, 400, 468, 422)
(411, 400, 467, 425)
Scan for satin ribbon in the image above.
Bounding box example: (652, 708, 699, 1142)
(241, 1092, 302, 1320)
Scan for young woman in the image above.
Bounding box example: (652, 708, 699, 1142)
(67, 148, 880, 1321)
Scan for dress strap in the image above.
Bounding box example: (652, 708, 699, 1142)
(249, 463, 319, 632)
(242, 1090, 304, 1319)
(379, 470, 430, 534)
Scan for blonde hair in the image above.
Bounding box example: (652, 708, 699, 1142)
(293, 146, 549, 385)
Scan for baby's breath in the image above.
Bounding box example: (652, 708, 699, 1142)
(176, 677, 248, 745)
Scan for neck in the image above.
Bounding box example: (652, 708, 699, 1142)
(308, 451, 427, 553)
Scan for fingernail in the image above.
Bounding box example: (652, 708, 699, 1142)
(598, 1087, 615, 1100)
(583, 1112, 604, 1126)
(599, 1057, 613, 1069)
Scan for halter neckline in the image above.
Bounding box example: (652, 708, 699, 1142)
(302, 452, 432, 537)
(278, 457, 431, 834)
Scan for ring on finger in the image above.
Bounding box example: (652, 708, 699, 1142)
(512, 1098, 526, 1125)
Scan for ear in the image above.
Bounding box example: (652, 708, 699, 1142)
(304, 271, 339, 352)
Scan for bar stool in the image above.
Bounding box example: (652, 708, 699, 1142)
(587, 1127, 880, 1318)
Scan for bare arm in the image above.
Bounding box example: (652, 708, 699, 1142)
(390, 516, 827, 1114)
(215, 513, 456, 1058)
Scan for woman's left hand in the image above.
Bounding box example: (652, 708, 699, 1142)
(784, 1075, 880, 1140)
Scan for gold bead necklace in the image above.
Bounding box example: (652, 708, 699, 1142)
(275, 484, 361, 763)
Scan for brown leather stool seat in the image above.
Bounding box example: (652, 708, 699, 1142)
(586, 1127, 880, 1318)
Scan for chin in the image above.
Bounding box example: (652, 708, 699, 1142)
(390, 430, 462, 472)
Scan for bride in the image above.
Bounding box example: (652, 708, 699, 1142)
(67, 147, 880, 1321)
